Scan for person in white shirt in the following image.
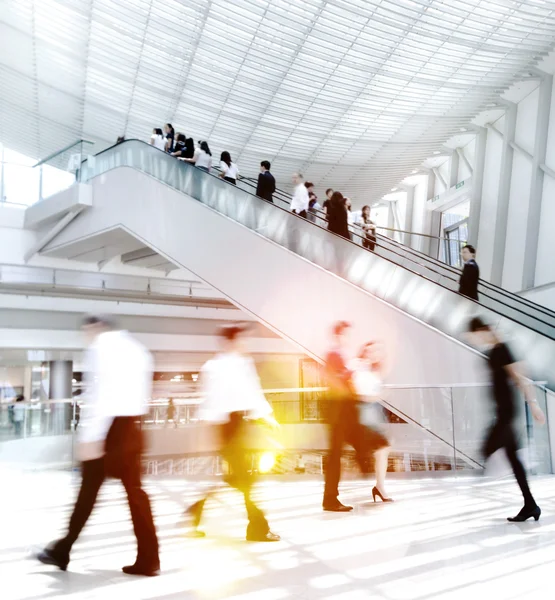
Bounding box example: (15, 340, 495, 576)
(350, 341, 392, 503)
(38, 315, 160, 577)
(219, 151, 239, 184)
(184, 324, 280, 542)
(354, 205, 377, 251)
(12, 395, 25, 437)
(149, 128, 166, 151)
(290, 172, 309, 218)
(182, 140, 213, 173)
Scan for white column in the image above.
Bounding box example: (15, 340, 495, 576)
(467, 127, 487, 248)
(490, 102, 517, 286)
(401, 185, 415, 247)
(448, 150, 459, 188)
(522, 72, 553, 290)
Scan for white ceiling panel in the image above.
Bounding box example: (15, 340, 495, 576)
(1, 0, 555, 202)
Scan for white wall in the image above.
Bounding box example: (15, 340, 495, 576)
(476, 119, 503, 281)
(503, 152, 532, 291)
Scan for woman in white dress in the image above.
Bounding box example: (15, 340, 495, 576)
(149, 128, 166, 151)
(350, 341, 393, 502)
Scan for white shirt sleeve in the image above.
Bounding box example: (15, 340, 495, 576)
(220, 161, 229, 175)
(78, 345, 114, 444)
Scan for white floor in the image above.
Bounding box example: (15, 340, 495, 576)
(1, 470, 554, 600)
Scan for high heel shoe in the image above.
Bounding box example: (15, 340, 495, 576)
(507, 504, 541, 522)
(372, 486, 393, 503)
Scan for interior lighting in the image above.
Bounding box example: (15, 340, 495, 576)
(258, 452, 276, 473)
(433, 151, 441, 155)
(191, 373, 199, 382)
(411, 169, 418, 174)
(390, 187, 398, 192)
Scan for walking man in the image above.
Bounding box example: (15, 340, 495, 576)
(38, 315, 160, 576)
(459, 244, 480, 301)
(290, 172, 309, 218)
(322, 321, 371, 512)
(184, 324, 280, 542)
(467, 317, 545, 522)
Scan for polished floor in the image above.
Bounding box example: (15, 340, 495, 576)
(1, 470, 554, 600)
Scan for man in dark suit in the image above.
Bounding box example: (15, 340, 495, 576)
(322, 321, 370, 512)
(459, 244, 480, 301)
(256, 160, 276, 203)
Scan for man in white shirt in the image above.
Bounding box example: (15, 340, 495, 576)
(290, 172, 309, 218)
(38, 316, 160, 577)
(184, 324, 280, 542)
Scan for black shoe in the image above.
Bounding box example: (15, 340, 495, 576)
(37, 548, 69, 572)
(507, 505, 541, 522)
(122, 563, 161, 577)
(323, 502, 353, 512)
(246, 531, 281, 542)
(372, 486, 394, 503)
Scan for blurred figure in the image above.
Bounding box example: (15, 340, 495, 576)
(350, 342, 392, 502)
(323, 321, 371, 512)
(355, 205, 377, 251)
(256, 160, 276, 203)
(164, 123, 175, 152)
(184, 141, 213, 173)
(116, 136, 125, 145)
(184, 324, 280, 542)
(171, 133, 187, 157)
(327, 192, 350, 240)
(467, 317, 545, 522)
(323, 188, 334, 217)
(13, 395, 25, 437)
(166, 398, 177, 428)
(290, 172, 309, 218)
(459, 245, 480, 301)
(219, 151, 240, 184)
(305, 182, 320, 223)
(149, 128, 166, 151)
(38, 315, 160, 576)
(295, 454, 306, 474)
(344, 197, 355, 226)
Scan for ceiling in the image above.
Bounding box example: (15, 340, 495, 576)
(1, 0, 555, 202)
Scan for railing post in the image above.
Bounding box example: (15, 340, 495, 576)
(38, 164, 43, 202)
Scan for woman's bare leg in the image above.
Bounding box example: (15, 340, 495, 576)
(374, 447, 390, 498)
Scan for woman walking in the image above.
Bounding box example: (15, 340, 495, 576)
(350, 341, 393, 502)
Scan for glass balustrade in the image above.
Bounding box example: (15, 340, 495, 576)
(0, 384, 550, 476)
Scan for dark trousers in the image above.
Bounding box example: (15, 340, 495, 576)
(53, 417, 159, 568)
(187, 412, 269, 537)
(323, 401, 370, 504)
(363, 236, 376, 251)
(293, 209, 308, 219)
(484, 420, 536, 507)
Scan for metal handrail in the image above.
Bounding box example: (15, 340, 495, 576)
(32, 139, 94, 168)
(80, 139, 555, 332)
(238, 172, 555, 320)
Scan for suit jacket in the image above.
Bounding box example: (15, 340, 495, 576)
(325, 350, 356, 400)
(459, 259, 479, 301)
(256, 171, 276, 202)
